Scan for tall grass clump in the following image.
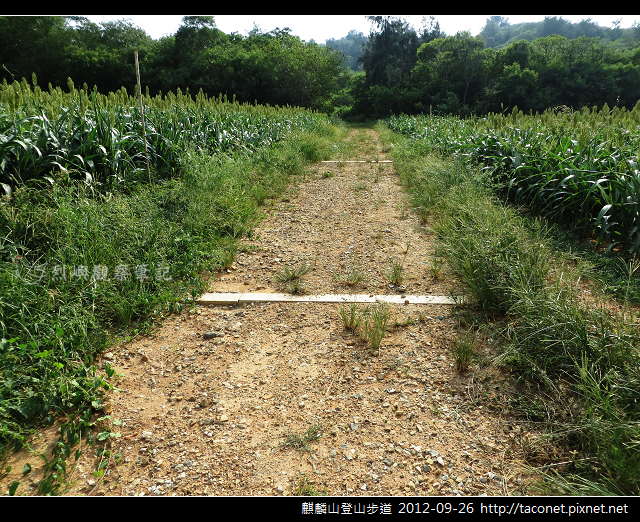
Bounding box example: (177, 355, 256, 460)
(500, 281, 640, 495)
(338, 302, 390, 354)
(393, 136, 551, 315)
(389, 122, 640, 495)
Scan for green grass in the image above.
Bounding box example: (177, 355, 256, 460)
(359, 303, 390, 354)
(334, 265, 368, 288)
(280, 423, 323, 453)
(385, 258, 404, 286)
(338, 301, 390, 354)
(295, 473, 327, 496)
(338, 302, 364, 331)
(274, 262, 312, 294)
(451, 334, 476, 372)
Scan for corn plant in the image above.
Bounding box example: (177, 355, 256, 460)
(388, 105, 640, 254)
(0, 81, 328, 194)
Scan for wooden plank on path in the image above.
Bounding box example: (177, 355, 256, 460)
(196, 293, 458, 305)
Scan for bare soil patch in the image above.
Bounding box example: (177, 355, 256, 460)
(1, 128, 540, 497)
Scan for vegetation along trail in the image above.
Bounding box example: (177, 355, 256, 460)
(1, 125, 540, 496)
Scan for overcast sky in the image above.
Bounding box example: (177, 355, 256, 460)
(82, 15, 639, 44)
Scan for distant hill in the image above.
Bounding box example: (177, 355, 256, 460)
(322, 30, 368, 72)
(479, 16, 640, 49)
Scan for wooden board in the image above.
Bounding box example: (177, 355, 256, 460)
(196, 293, 459, 306)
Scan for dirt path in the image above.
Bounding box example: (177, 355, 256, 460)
(2, 127, 536, 497)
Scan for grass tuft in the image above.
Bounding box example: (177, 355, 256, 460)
(451, 334, 475, 372)
(339, 301, 364, 331)
(275, 262, 312, 294)
(281, 424, 323, 453)
(360, 303, 390, 354)
(334, 265, 368, 288)
(386, 258, 404, 286)
(295, 473, 327, 496)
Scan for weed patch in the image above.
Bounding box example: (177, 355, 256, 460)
(386, 258, 404, 287)
(334, 265, 368, 288)
(281, 424, 323, 453)
(275, 262, 312, 294)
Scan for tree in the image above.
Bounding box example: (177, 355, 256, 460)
(60, 18, 156, 94)
(360, 16, 439, 89)
(480, 16, 511, 48)
(576, 18, 602, 39)
(350, 15, 444, 116)
(492, 63, 539, 112)
(541, 16, 572, 38)
(325, 30, 368, 71)
(0, 16, 71, 87)
(174, 15, 226, 63)
(415, 32, 488, 109)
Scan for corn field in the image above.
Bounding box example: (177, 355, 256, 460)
(0, 77, 326, 194)
(388, 104, 640, 254)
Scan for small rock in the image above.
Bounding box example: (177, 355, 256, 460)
(349, 423, 359, 431)
(219, 414, 229, 423)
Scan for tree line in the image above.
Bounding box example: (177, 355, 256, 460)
(0, 15, 346, 113)
(2, 15, 640, 117)
(348, 16, 640, 118)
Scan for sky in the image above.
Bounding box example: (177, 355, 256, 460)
(82, 15, 640, 44)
